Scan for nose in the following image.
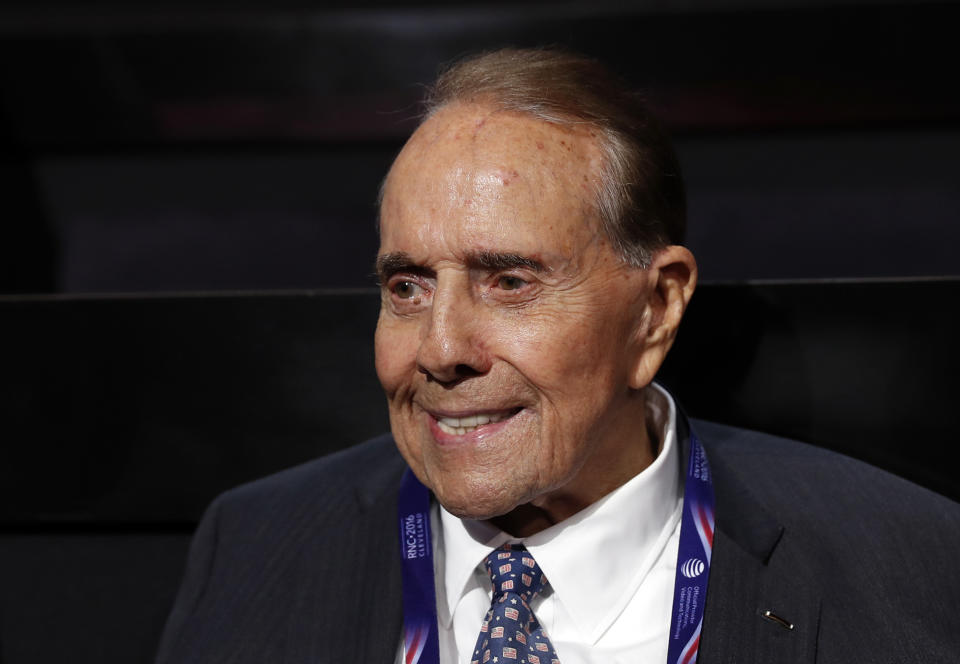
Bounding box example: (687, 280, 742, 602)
(416, 289, 491, 386)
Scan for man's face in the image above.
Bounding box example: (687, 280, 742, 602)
(375, 103, 658, 525)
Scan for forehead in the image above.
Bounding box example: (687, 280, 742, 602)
(380, 103, 605, 257)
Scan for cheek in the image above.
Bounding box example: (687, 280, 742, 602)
(374, 316, 420, 395)
(493, 308, 628, 387)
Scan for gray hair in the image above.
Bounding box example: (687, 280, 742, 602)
(417, 47, 686, 268)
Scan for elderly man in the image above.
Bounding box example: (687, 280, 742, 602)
(157, 49, 960, 664)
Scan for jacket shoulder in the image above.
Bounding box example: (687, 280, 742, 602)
(693, 420, 960, 660)
(156, 433, 406, 663)
(209, 432, 406, 534)
(226, 432, 401, 495)
(693, 418, 959, 522)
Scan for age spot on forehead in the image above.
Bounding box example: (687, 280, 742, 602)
(382, 102, 606, 245)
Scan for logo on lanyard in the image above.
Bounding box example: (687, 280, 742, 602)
(680, 558, 706, 579)
(397, 472, 440, 664)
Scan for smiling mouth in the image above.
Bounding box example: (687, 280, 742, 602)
(433, 408, 523, 436)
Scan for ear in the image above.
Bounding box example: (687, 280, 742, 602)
(628, 245, 698, 389)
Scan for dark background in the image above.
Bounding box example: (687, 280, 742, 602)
(2, 1, 959, 662)
(3, 0, 959, 294)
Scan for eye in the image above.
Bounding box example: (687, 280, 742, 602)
(391, 280, 423, 299)
(497, 275, 527, 291)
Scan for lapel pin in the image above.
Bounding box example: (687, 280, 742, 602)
(762, 610, 794, 630)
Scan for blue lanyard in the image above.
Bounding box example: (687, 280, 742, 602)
(397, 469, 441, 664)
(397, 428, 716, 664)
(665, 429, 715, 664)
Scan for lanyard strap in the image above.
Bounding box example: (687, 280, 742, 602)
(665, 428, 716, 664)
(397, 429, 716, 664)
(397, 469, 441, 664)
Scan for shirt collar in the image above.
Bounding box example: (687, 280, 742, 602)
(438, 383, 683, 640)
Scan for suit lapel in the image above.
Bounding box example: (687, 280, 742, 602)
(698, 432, 821, 664)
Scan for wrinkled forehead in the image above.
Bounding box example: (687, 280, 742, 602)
(381, 102, 604, 220)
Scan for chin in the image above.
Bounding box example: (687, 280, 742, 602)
(437, 496, 511, 522)
(430, 474, 534, 522)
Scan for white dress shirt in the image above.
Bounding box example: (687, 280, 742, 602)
(397, 384, 683, 664)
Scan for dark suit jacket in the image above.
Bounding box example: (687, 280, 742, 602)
(155, 420, 960, 663)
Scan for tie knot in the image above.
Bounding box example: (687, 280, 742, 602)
(483, 545, 548, 601)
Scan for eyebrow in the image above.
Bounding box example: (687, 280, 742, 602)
(374, 250, 549, 284)
(466, 251, 548, 273)
(374, 252, 432, 284)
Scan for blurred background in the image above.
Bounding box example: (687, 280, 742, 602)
(2, 1, 959, 662)
(3, 0, 959, 294)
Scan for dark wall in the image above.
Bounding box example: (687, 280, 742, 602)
(3, 1, 959, 294)
(28, 130, 960, 292)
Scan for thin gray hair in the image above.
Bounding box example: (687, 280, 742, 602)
(395, 47, 686, 268)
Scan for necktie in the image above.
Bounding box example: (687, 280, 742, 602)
(471, 544, 560, 664)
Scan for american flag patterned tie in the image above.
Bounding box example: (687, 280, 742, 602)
(471, 544, 560, 664)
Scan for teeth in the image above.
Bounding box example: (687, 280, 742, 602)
(437, 411, 511, 435)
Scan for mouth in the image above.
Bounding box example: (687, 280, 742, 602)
(426, 407, 524, 438)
